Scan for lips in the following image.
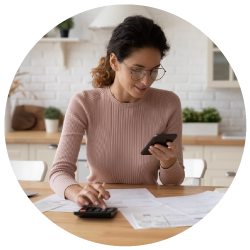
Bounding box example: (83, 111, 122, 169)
(135, 86, 146, 90)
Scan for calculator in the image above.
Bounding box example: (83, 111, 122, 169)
(74, 206, 118, 218)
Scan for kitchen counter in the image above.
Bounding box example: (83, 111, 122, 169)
(5, 131, 245, 146)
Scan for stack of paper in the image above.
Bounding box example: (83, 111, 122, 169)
(33, 189, 224, 230)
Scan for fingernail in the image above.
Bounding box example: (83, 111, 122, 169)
(85, 202, 89, 205)
(95, 201, 99, 205)
(105, 195, 109, 199)
(102, 206, 106, 209)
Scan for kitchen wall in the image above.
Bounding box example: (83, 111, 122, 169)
(11, 6, 246, 133)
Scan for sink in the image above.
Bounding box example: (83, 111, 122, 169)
(221, 132, 246, 140)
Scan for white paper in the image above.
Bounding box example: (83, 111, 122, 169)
(34, 200, 69, 213)
(152, 191, 224, 219)
(132, 213, 169, 229)
(119, 206, 199, 230)
(33, 188, 159, 213)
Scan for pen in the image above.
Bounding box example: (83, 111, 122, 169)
(98, 183, 105, 199)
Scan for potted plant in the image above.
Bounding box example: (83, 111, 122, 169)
(56, 17, 74, 37)
(182, 107, 221, 136)
(43, 106, 62, 133)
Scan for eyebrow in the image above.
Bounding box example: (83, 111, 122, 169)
(132, 64, 161, 68)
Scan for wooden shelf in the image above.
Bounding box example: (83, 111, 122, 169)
(40, 37, 82, 42)
(39, 37, 87, 69)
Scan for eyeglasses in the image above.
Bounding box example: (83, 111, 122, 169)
(122, 61, 166, 81)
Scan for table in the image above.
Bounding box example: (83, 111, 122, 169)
(20, 181, 217, 246)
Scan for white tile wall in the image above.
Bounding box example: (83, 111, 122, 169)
(10, 6, 246, 133)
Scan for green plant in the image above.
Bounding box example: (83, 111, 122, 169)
(182, 107, 221, 123)
(43, 106, 62, 119)
(182, 107, 199, 122)
(56, 18, 74, 30)
(198, 108, 221, 122)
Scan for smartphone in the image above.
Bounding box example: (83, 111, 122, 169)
(141, 134, 177, 155)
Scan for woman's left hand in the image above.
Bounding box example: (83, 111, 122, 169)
(148, 141, 179, 168)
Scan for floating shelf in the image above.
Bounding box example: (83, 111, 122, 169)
(39, 37, 87, 69)
(40, 37, 81, 42)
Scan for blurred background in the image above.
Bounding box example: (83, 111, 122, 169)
(9, 5, 246, 131)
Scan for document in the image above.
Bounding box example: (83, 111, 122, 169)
(151, 191, 224, 219)
(33, 188, 160, 213)
(34, 198, 69, 213)
(132, 213, 169, 229)
(119, 206, 199, 230)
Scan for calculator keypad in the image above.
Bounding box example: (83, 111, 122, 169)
(74, 206, 118, 218)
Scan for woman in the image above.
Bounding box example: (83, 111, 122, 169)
(49, 15, 185, 209)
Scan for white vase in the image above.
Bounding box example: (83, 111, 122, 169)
(45, 119, 59, 133)
(182, 123, 219, 136)
(5, 98, 17, 133)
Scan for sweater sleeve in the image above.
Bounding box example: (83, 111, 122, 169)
(49, 93, 88, 198)
(159, 93, 185, 185)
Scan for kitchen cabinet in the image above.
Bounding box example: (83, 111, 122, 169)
(207, 38, 239, 88)
(5, 132, 245, 187)
(183, 144, 244, 186)
(77, 144, 90, 183)
(6, 143, 59, 182)
(203, 145, 243, 186)
(6, 143, 29, 161)
(29, 143, 59, 182)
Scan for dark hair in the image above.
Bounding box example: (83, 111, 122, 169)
(91, 15, 170, 88)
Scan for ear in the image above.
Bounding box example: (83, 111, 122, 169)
(110, 53, 119, 71)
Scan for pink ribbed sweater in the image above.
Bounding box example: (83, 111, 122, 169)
(49, 85, 185, 198)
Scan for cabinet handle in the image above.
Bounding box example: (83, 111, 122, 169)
(225, 172, 236, 177)
(48, 144, 58, 149)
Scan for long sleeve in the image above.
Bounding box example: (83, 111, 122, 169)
(49, 86, 185, 197)
(159, 93, 185, 185)
(49, 93, 88, 198)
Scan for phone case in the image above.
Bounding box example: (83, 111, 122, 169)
(141, 134, 177, 155)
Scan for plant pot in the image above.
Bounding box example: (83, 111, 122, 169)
(60, 29, 69, 37)
(45, 119, 59, 133)
(182, 122, 219, 136)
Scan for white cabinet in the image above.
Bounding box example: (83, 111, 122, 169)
(207, 38, 239, 88)
(6, 143, 29, 161)
(6, 143, 58, 182)
(6, 142, 244, 187)
(77, 144, 90, 183)
(183, 145, 203, 159)
(29, 143, 58, 182)
(182, 144, 244, 186)
(203, 146, 243, 186)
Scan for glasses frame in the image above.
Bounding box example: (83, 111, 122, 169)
(122, 61, 166, 81)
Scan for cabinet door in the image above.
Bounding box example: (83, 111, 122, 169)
(203, 170, 237, 186)
(29, 143, 58, 182)
(204, 145, 244, 186)
(207, 38, 239, 88)
(77, 160, 90, 183)
(182, 145, 204, 159)
(6, 143, 29, 161)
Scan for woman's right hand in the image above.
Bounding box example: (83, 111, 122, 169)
(75, 183, 110, 209)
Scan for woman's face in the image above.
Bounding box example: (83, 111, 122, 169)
(110, 47, 162, 103)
